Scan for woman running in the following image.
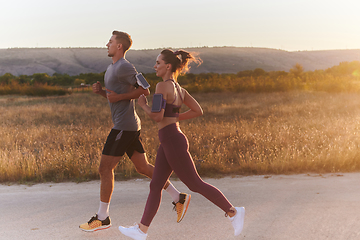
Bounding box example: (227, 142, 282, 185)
(119, 49, 245, 240)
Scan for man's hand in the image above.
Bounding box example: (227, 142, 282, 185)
(92, 81, 102, 94)
(106, 89, 121, 103)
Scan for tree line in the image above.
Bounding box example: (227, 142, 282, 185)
(1, 61, 360, 96)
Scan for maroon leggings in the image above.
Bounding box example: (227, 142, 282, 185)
(140, 123, 232, 226)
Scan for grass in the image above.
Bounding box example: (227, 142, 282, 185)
(1, 91, 360, 183)
(0, 82, 71, 96)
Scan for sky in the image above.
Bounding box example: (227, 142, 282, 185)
(1, 0, 360, 51)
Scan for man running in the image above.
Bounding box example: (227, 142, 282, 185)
(79, 31, 190, 232)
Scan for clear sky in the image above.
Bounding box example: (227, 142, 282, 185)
(1, 0, 360, 51)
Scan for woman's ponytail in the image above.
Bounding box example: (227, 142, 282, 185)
(161, 49, 202, 79)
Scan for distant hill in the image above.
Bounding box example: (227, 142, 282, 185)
(1, 47, 360, 76)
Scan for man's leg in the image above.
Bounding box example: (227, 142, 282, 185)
(79, 154, 120, 232)
(99, 154, 121, 203)
(81, 129, 141, 232)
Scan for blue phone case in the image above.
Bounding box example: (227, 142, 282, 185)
(151, 94, 166, 112)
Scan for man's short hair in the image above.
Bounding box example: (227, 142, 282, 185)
(112, 31, 132, 53)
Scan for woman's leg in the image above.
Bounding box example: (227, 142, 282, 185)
(163, 131, 233, 213)
(140, 144, 174, 227)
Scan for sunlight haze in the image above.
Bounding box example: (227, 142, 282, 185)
(1, 0, 360, 51)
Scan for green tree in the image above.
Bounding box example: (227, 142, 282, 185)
(253, 68, 267, 77)
(32, 73, 51, 84)
(53, 73, 74, 86)
(290, 63, 304, 78)
(0, 73, 15, 85)
(17, 75, 32, 84)
(78, 73, 105, 85)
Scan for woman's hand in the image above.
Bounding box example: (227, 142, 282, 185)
(138, 94, 148, 108)
(178, 89, 203, 121)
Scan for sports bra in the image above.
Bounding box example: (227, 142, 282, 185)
(164, 79, 183, 117)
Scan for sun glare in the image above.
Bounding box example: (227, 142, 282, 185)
(352, 69, 360, 77)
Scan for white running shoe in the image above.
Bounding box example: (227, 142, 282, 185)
(119, 223, 148, 240)
(229, 207, 245, 236)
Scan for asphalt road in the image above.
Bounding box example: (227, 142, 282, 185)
(1, 173, 360, 240)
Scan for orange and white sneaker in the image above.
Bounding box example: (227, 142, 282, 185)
(79, 214, 111, 232)
(172, 193, 191, 223)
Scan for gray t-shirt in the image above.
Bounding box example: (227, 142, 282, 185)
(104, 58, 141, 131)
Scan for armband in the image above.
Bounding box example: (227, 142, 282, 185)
(136, 73, 150, 89)
(151, 94, 166, 112)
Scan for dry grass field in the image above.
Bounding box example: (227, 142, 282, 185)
(1, 91, 360, 183)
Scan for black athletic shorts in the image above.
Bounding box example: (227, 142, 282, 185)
(102, 129, 145, 158)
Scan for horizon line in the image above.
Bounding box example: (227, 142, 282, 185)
(1, 46, 360, 52)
